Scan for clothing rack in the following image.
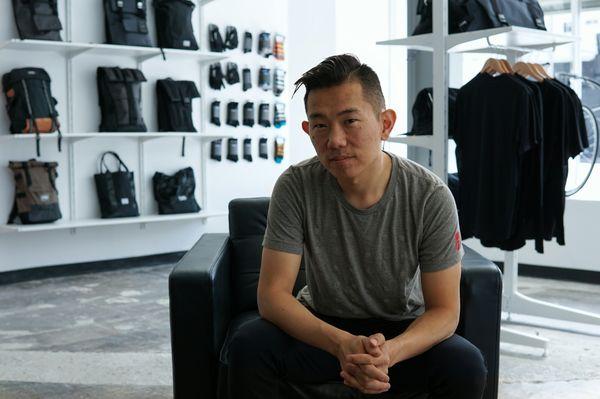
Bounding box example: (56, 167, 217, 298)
(379, 2, 600, 354)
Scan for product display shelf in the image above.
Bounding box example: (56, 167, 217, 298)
(377, 26, 575, 56)
(0, 39, 228, 64)
(0, 132, 237, 141)
(0, 211, 228, 233)
(387, 135, 434, 150)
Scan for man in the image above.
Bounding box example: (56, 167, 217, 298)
(225, 54, 487, 398)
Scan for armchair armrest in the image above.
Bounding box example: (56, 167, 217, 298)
(169, 233, 232, 399)
(458, 245, 502, 399)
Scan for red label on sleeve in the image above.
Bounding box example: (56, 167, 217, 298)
(454, 230, 461, 252)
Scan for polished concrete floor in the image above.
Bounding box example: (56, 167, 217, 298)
(0, 264, 599, 399)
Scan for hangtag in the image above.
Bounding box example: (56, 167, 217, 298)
(183, 40, 191, 48)
(177, 195, 187, 202)
(121, 198, 130, 205)
(497, 14, 508, 24)
(40, 194, 50, 202)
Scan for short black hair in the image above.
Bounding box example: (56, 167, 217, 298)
(293, 54, 385, 114)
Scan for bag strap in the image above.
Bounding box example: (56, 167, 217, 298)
(20, 80, 41, 157)
(7, 200, 18, 224)
(99, 151, 130, 173)
(40, 79, 62, 153)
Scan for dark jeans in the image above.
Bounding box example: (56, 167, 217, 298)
(225, 314, 487, 399)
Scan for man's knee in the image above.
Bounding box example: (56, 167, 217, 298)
(432, 335, 487, 396)
(226, 318, 286, 370)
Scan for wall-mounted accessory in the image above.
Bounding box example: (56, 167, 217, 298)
(211, 139, 222, 161)
(97, 67, 147, 132)
(156, 78, 200, 132)
(2, 67, 62, 156)
(210, 100, 221, 126)
(274, 33, 285, 60)
(243, 31, 253, 53)
(154, 0, 199, 50)
(259, 137, 268, 159)
(226, 62, 240, 85)
(7, 160, 61, 225)
(258, 103, 271, 128)
(12, 0, 63, 41)
(209, 63, 225, 90)
(258, 31, 272, 57)
(227, 102, 239, 127)
(243, 102, 255, 127)
(242, 67, 252, 91)
(274, 102, 286, 128)
(152, 167, 200, 215)
(259, 66, 271, 91)
(273, 68, 285, 96)
(243, 138, 253, 162)
(208, 23, 225, 52)
(224, 25, 239, 50)
(94, 151, 139, 219)
(103, 0, 152, 47)
(227, 138, 239, 162)
(274, 136, 285, 164)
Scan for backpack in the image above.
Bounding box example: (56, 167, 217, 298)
(103, 0, 152, 47)
(97, 67, 147, 132)
(152, 167, 200, 215)
(8, 160, 62, 224)
(2, 67, 62, 157)
(12, 0, 63, 41)
(156, 78, 200, 132)
(413, 0, 546, 35)
(154, 0, 198, 50)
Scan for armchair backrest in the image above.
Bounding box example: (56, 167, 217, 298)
(228, 198, 306, 314)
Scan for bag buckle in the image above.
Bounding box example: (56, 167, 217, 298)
(497, 13, 508, 25)
(117, 0, 124, 8)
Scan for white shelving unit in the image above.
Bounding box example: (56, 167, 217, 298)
(377, 6, 600, 354)
(0, 0, 230, 233)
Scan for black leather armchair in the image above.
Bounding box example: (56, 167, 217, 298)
(169, 198, 502, 399)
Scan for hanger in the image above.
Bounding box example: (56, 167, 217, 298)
(530, 63, 552, 79)
(513, 61, 544, 82)
(481, 58, 508, 75)
(498, 59, 514, 74)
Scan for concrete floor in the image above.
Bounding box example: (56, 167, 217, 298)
(0, 264, 599, 398)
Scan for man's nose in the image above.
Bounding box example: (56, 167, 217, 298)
(327, 123, 346, 149)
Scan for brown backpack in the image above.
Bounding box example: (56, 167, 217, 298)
(8, 160, 62, 224)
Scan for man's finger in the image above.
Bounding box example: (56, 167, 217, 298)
(360, 336, 382, 357)
(346, 353, 376, 365)
(359, 364, 389, 382)
(369, 333, 386, 346)
(341, 370, 390, 394)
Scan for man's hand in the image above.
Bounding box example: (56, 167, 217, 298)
(337, 333, 391, 394)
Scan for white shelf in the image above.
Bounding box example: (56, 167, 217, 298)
(377, 26, 575, 55)
(387, 135, 434, 150)
(0, 211, 228, 233)
(0, 39, 228, 63)
(0, 132, 235, 141)
(376, 34, 434, 52)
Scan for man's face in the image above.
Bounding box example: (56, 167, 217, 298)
(302, 80, 393, 181)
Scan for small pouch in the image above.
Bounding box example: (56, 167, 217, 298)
(259, 137, 268, 159)
(243, 102, 255, 127)
(211, 100, 221, 126)
(227, 138, 239, 162)
(226, 102, 239, 127)
(243, 138, 253, 162)
(211, 139, 222, 161)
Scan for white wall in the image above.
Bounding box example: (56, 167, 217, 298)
(0, 0, 289, 272)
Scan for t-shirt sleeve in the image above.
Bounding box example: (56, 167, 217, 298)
(262, 168, 304, 255)
(419, 184, 464, 272)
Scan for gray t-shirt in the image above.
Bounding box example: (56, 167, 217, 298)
(262, 152, 464, 321)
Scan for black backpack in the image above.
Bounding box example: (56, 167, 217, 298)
(103, 0, 152, 47)
(156, 78, 200, 132)
(8, 160, 62, 224)
(2, 67, 62, 156)
(154, 0, 199, 50)
(97, 67, 147, 132)
(152, 167, 200, 215)
(413, 0, 546, 35)
(12, 0, 63, 41)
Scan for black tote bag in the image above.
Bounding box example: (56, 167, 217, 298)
(94, 152, 139, 218)
(152, 167, 200, 215)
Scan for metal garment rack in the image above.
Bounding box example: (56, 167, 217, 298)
(378, 2, 600, 354)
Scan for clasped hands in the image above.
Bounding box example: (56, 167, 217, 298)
(336, 333, 393, 394)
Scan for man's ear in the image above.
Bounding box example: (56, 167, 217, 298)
(302, 120, 310, 134)
(380, 109, 397, 141)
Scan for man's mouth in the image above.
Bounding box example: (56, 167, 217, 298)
(329, 156, 353, 162)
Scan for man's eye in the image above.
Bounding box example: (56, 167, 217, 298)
(312, 124, 327, 129)
(346, 119, 358, 125)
